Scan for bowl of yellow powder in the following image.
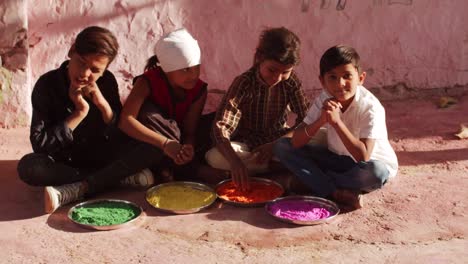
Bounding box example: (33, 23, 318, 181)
(68, 199, 144, 231)
(146, 182, 217, 214)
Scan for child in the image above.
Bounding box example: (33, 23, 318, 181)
(274, 45, 398, 209)
(119, 28, 213, 182)
(17, 26, 160, 213)
(207, 27, 310, 191)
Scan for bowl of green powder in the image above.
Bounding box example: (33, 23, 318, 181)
(68, 199, 144, 230)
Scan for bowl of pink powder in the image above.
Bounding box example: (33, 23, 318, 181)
(265, 196, 339, 225)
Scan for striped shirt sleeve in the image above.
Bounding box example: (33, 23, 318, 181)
(212, 75, 248, 144)
(287, 74, 310, 127)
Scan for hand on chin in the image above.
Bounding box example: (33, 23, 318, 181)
(71, 80, 89, 91)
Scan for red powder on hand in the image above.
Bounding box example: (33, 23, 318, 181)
(217, 181, 283, 203)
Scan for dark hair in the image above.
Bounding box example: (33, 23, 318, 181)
(144, 55, 160, 72)
(74, 26, 119, 64)
(319, 45, 361, 76)
(254, 27, 301, 66)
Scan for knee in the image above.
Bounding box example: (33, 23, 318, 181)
(273, 138, 294, 159)
(17, 153, 50, 186)
(368, 161, 389, 185)
(358, 160, 389, 192)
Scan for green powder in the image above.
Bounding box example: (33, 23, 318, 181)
(71, 201, 140, 226)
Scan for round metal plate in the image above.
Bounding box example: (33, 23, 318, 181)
(215, 177, 285, 207)
(68, 199, 144, 231)
(146, 181, 217, 214)
(265, 195, 340, 225)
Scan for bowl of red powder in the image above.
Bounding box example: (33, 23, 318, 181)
(265, 196, 340, 225)
(68, 199, 144, 231)
(215, 177, 284, 207)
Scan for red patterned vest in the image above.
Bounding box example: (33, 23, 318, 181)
(143, 68, 206, 125)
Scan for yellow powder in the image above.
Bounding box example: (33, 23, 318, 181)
(147, 185, 216, 210)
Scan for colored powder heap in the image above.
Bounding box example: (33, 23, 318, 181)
(268, 200, 331, 221)
(147, 185, 215, 210)
(71, 201, 140, 226)
(217, 181, 283, 203)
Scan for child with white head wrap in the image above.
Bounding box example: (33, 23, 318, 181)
(155, 28, 201, 73)
(120, 27, 218, 185)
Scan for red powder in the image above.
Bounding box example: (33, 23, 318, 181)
(217, 181, 283, 203)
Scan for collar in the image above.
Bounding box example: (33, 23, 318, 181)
(253, 65, 270, 89)
(59, 60, 71, 86)
(58, 60, 74, 108)
(322, 85, 363, 112)
(354, 85, 363, 102)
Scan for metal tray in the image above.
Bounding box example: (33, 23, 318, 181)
(215, 177, 285, 207)
(146, 181, 217, 214)
(68, 199, 144, 231)
(265, 195, 340, 225)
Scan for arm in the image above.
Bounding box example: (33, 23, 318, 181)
(77, 82, 113, 124)
(291, 118, 326, 148)
(291, 99, 328, 149)
(118, 77, 183, 162)
(252, 82, 310, 162)
(332, 121, 375, 162)
(260, 76, 310, 150)
(325, 99, 375, 162)
(176, 86, 208, 164)
(215, 140, 250, 190)
(212, 76, 250, 190)
(290, 93, 326, 148)
(65, 86, 89, 130)
(212, 77, 246, 164)
(30, 77, 82, 154)
(85, 72, 122, 126)
(182, 87, 207, 145)
(288, 73, 310, 128)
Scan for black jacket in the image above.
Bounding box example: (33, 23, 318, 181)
(30, 61, 126, 168)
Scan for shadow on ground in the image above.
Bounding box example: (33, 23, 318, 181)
(0, 160, 45, 221)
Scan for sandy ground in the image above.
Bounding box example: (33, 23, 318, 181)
(1, 96, 467, 264)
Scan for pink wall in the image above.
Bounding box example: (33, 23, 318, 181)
(0, 0, 29, 127)
(1, 0, 468, 127)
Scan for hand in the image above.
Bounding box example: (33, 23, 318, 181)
(69, 84, 89, 116)
(323, 99, 342, 126)
(163, 139, 183, 163)
(229, 159, 250, 191)
(174, 144, 194, 165)
(83, 82, 114, 123)
(252, 142, 274, 165)
(163, 140, 194, 165)
(83, 82, 108, 109)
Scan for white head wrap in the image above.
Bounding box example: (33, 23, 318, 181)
(155, 28, 201, 72)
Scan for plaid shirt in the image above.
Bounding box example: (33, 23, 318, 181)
(212, 66, 310, 148)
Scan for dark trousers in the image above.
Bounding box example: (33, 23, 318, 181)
(17, 139, 163, 194)
(17, 100, 214, 192)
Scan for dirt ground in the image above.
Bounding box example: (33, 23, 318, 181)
(0, 95, 467, 264)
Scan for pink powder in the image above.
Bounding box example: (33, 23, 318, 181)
(268, 200, 331, 221)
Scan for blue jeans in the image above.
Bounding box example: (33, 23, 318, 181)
(273, 138, 389, 197)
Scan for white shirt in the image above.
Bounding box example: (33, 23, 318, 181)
(303, 86, 398, 178)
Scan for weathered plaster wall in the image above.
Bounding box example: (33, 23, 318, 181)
(1, 0, 468, 127)
(0, 0, 29, 127)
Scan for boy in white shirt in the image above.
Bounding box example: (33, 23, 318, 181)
(274, 45, 398, 210)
